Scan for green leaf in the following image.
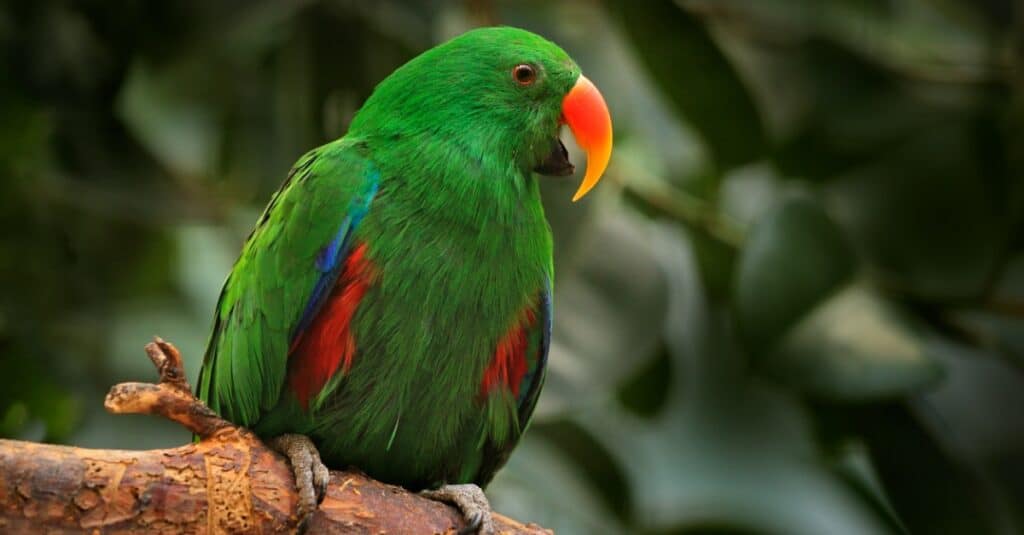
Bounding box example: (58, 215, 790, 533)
(947, 253, 1024, 367)
(617, 344, 672, 418)
(771, 39, 913, 181)
(714, 1, 996, 184)
(532, 420, 633, 522)
(852, 403, 1005, 534)
(952, 310, 1024, 368)
(736, 197, 856, 349)
(566, 228, 893, 533)
(690, 229, 739, 301)
(605, 0, 767, 170)
(824, 122, 1009, 301)
(767, 286, 942, 401)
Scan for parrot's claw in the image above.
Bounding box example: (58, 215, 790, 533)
(267, 434, 330, 529)
(421, 483, 494, 535)
(462, 511, 485, 534)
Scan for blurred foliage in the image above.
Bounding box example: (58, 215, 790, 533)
(1, 0, 1022, 533)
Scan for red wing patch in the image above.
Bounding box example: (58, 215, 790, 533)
(288, 243, 375, 408)
(480, 308, 537, 398)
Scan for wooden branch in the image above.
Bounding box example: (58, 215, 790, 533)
(0, 338, 551, 535)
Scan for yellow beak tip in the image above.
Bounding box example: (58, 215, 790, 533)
(562, 74, 612, 203)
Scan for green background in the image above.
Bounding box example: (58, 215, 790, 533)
(1, 1, 1022, 533)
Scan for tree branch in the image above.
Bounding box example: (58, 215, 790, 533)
(0, 338, 551, 534)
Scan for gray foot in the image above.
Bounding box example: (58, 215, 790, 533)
(421, 483, 494, 535)
(267, 434, 330, 526)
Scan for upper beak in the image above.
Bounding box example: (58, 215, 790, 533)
(562, 74, 613, 202)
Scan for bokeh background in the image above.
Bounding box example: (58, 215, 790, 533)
(2, 0, 1022, 533)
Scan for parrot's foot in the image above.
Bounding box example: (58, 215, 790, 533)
(421, 483, 494, 535)
(267, 434, 330, 528)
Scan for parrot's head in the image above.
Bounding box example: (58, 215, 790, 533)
(348, 26, 612, 202)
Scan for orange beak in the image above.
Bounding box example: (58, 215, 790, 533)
(562, 74, 613, 202)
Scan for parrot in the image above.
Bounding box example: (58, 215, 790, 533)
(196, 26, 612, 533)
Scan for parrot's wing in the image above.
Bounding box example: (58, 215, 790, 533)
(475, 279, 552, 486)
(197, 139, 379, 427)
(515, 278, 551, 429)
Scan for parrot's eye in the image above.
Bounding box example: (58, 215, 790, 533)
(512, 64, 537, 86)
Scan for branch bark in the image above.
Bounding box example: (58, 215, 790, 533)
(0, 338, 551, 534)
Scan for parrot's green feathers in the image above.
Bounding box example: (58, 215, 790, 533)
(198, 26, 580, 489)
(199, 140, 379, 426)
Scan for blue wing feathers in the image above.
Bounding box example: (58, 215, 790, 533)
(197, 142, 381, 428)
(293, 170, 380, 342)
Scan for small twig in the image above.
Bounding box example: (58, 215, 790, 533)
(615, 165, 746, 247)
(104, 337, 231, 439)
(145, 337, 190, 391)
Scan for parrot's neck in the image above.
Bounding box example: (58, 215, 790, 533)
(362, 131, 544, 232)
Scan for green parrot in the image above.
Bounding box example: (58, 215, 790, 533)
(197, 26, 612, 532)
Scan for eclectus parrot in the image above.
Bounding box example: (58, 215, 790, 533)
(197, 27, 612, 532)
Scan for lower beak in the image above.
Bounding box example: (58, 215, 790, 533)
(562, 74, 613, 202)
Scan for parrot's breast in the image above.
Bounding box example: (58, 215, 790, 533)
(302, 175, 553, 488)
